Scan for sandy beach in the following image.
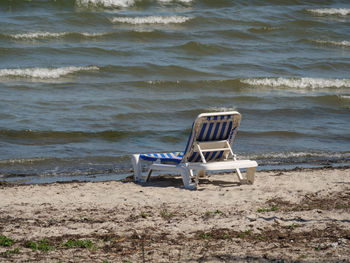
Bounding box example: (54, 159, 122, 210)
(0, 167, 349, 262)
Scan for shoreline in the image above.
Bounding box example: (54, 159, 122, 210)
(1, 163, 350, 186)
(0, 166, 349, 262)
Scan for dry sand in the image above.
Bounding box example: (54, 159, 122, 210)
(0, 167, 349, 262)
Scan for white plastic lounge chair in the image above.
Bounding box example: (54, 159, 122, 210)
(132, 111, 257, 189)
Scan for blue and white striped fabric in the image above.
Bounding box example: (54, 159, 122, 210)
(140, 152, 184, 164)
(139, 112, 241, 165)
(182, 113, 241, 163)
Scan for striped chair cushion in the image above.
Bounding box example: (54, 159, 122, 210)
(140, 152, 184, 164)
(183, 114, 240, 163)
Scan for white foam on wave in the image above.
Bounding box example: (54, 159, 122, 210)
(313, 39, 350, 47)
(132, 28, 155, 33)
(77, 0, 136, 8)
(10, 32, 107, 40)
(0, 66, 99, 79)
(241, 78, 350, 89)
(11, 32, 65, 40)
(158, 0, 193, 3)
(0, 157, 48, 165)
(112, 15, 191, 24)
(147, 80, 180, 84)
(208, 106, 237, 112)
(307, 8, 350, 16)
(81, 32, 107, 37)
(77, 0, 193, 8)
(339, 95, 350, 100)
(246, 151, 350, 160)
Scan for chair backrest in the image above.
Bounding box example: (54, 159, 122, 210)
(182, 111, 241, 163)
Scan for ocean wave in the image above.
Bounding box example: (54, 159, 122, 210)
(159, 0, 193, 2)
(248, 26, 280, 33)
(241, 130, 306, 138)
(76, 0, 193, 8)
(9, 32, 108, 40)
(0, 129, 170, 146)
(0, 66, 99, 79)
(111, 15, 191, 24)
(80, 32, 107, 37)
(174, 41, 233, 55)
(246, 151, 350, 161)
(241, 77, 350, 89)
(0, 157, 49, 165)
(339, 95, 350, 100)
(307, 8, 350, 16)
(77, 0, 136, 8)
(207, 106, 237, 112)
(313, 39, 350, 47)
(11, 32, 64, 39)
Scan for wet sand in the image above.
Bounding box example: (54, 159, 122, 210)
(0, 167, 349, 262)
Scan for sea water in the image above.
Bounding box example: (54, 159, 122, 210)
(0, 0, 349, 183)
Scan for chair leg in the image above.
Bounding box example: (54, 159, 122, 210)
(146, 169, 153, 182)
(195, 170, 206, 188)
(246, 167, 256, 184)
(131, 154, 142, 182)
(194, 170, 199, 188)
(180, 167, 196, 190)
(197, 170, 206, 177)
(235, 168, 244, 182)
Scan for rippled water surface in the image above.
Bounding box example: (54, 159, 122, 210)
(0, 0, 349, 182)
